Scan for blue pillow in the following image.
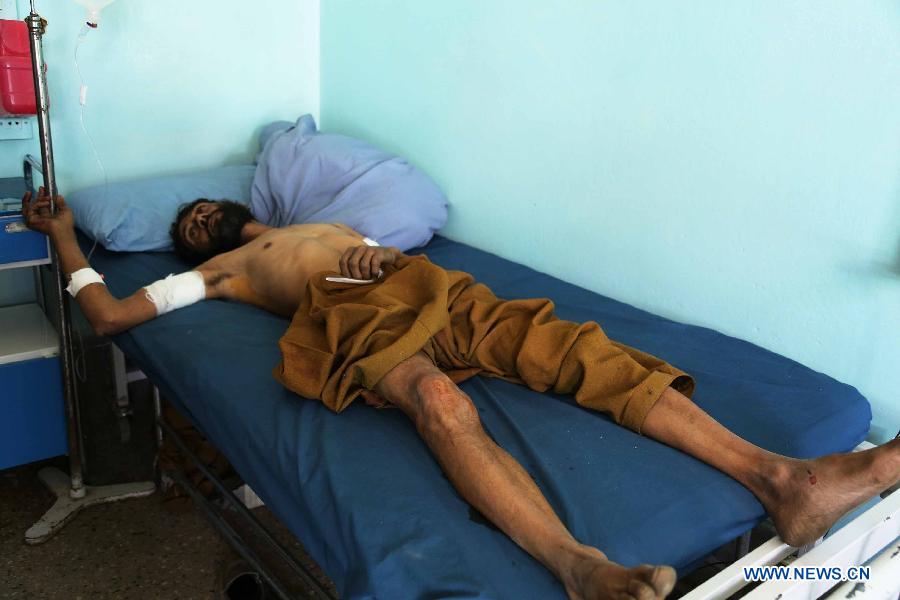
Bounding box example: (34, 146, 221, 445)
(67, 165, 256, 252)
(251, 115, 447, 251)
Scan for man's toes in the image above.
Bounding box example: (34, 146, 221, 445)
(633, 565, 676, 598)
(648, 566, 677, 596)
(627, 578, 661, 600)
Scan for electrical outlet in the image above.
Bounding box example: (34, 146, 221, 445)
(0, 118, 33, 140)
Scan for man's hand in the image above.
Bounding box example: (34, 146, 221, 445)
(22, 187, 75, 239)
(339, 245, 399, 280)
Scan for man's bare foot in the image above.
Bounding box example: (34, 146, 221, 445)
(761, 439, 900, 547)
(563, 546, 677, 600)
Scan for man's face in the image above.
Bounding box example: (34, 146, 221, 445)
(176, 200, 254, 261)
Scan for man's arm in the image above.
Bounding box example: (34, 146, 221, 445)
(49, 224, 157, 336)
(24, 191, 218, 336)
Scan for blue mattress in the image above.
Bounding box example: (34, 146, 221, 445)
(84, 234, 871, 599)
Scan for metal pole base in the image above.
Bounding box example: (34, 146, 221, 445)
(24, 466, 155, 545)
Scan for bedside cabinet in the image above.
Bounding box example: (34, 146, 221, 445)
(0, 304, 66, 469)
(0, 182, 66, 470)
(0, 210, 51, 268)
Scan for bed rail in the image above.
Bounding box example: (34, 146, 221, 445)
(681, 441, 900, 600)
(158, 414, 335, 600)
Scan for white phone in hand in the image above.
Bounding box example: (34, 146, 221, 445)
(325, 269, 384, 285)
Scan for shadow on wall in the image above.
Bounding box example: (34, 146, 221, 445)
(882, 190, 900, 279)
(222, 122, 269, 167)
(893, 193, 900, 278)
(893, 238, 900, 277)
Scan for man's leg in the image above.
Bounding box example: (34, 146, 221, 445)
(372, 353, 677, 600)
(641, 387, 900, 546)
(436, 284, 900, 547)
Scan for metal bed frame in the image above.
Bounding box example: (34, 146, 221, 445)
(683, 442, 900, 600)
(156, 414, 334, 600)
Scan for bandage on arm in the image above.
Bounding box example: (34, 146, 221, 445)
(144, 271, 206, 316)
(63, 271, 158, 337)
(66, 267, 105, 297)
(48, 229, 157, 335)
(80, 270, 216, 334)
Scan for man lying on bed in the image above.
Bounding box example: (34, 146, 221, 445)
(25, 191, 900, 600)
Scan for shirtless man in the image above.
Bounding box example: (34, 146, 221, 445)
(25, 191, 900, 600)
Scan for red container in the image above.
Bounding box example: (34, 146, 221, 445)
(0, 20, 36, 116)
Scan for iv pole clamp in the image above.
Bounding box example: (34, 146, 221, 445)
(23, 2, 155, 546)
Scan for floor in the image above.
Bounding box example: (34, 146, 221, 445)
(0, 458, 334, 599)
(0, 458, 223, 599)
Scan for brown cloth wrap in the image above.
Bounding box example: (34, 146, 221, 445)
(274, 254, 694, 433)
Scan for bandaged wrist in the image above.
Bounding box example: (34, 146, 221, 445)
(362, 237, 379, 247)
(144, 271, 205, 316)
(66, 267, 105, 297)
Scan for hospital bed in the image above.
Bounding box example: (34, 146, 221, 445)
(78, 232, 888, 599)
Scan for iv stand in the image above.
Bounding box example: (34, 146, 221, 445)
(24, 1, 155, 545)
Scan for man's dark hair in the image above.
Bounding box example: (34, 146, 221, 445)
(170, 198, 210, 264)
(170, 198, 255, 264)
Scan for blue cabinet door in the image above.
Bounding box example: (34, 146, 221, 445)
(0, 212, 50, 268)
(0, 356, 67, 469)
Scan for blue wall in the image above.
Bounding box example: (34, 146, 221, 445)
(0, 0, 319, 302)
(321, 1, 900, 441)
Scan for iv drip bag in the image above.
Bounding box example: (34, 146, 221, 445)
(73, 0, 119, 26)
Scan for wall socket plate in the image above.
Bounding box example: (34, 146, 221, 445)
(0, 118, 34, 140)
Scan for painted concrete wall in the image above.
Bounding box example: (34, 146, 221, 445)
(0, 0, 320, 301)
(321, 1, 900, 441)
(1, 0, 319, 184)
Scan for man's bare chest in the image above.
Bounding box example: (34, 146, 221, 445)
(209, 228, 367, 315)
